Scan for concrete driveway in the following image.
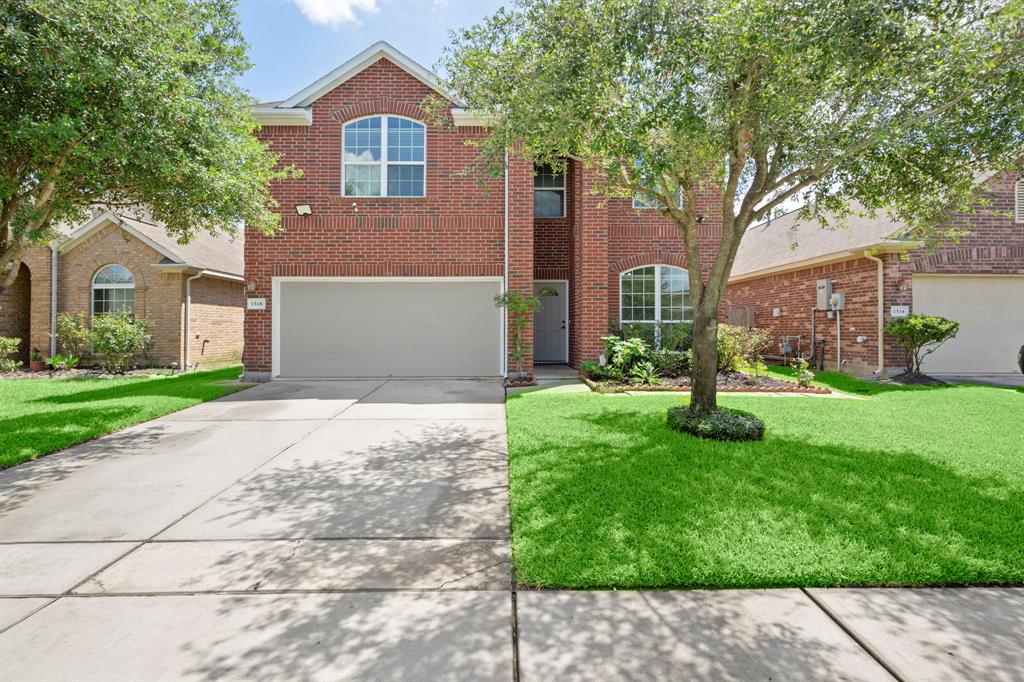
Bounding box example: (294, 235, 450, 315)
(2, 379, 1021, 681)
(0, 379, 513, 681)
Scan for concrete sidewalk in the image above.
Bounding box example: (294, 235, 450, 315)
(1, 379, 1021, 680)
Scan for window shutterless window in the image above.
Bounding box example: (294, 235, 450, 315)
(92, 264, 136, 316)
(342, 116, 425, 197)
(534, 164, 565, 217)
(633, 189, 685, 210)
(620, 265, 691, 323)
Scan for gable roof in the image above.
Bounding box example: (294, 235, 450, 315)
(58, 210, 243, 279)
(282, 41, 446, 108)
(730, 204, 914, 282)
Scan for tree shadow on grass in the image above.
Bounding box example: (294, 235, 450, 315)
(30, 366, 243, 405)
(508, 409, 1024, 589)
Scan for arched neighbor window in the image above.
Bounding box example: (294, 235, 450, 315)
(342, 116, 425, 197)
(92, 264, 135, 316)
(620, 265, 691, 323)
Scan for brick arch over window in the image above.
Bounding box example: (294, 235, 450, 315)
(610, 251, 687, 274)
(328, 99, 430, 124)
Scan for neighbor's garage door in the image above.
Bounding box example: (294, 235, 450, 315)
(278, 280, 502, 378)
(912, 275, 1024, 374)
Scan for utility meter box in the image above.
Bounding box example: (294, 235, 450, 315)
(829, 292, 846, 310)
(816, 278, 833, 310)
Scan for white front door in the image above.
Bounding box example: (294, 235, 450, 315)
(534, 280, 568, 363)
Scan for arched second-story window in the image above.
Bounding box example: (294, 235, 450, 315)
(92, 264, 135, 316)
(343, 115, 425, 197)
(620, 265, 691, 324)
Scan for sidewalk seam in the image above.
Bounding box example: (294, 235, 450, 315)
(801, 588, 905, 682)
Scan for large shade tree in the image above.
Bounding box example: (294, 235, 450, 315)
(0, 0, 292, 293)
(440, 0, 1024, 414)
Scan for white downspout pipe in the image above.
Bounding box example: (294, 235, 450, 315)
(864, 251, 885, 376)
(49, 245, 58, 358)
(183, 271, 203, 371)
(502, 147, 509, 378)
(836, 309, 841, 372)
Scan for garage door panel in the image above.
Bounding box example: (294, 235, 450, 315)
(912, 276, 1024, 374)
(278, 280, 501, 378)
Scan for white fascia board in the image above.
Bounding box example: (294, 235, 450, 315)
(151, 263, 244, 281)
(281, 41, 452, 108)
(253, 107, 312, 126)
(451, 108, 495, 127)
(728, 240, 918, 284)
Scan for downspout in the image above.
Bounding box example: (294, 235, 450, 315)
(864, 251, 885, 376)
(183, 271, 203, 371)
(49, 245, 58, 358)
(502, 147, 509, 378)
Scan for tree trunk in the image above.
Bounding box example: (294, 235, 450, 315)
(690, 305, 719, 414)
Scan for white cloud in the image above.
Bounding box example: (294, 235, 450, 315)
(292, 0, 379, 27)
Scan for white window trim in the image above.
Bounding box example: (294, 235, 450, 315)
(632, 189, 685, 210)
(91, 264, 136, 316)
(619, 264, 692, 324)
(342, 115, 427, 198)
(533, 164, 566, 218)
(1015, 179, 1023, 224)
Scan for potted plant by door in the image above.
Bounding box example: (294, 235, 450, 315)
(29, 349, 46, 372)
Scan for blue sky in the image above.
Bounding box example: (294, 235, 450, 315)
(236, 0, 505, 102)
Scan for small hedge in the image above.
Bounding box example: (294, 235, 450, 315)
(667, 405, 765, 441)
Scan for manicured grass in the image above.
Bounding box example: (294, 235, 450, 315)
(0, 366, 248, 469)
(506, 374, 1024, 589)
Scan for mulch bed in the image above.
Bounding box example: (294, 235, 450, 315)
(583, 372, 831, 394)
(0, 367, 175, 381)
(890, 372, 947, 386)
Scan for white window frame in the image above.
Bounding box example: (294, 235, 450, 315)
(1015, 179, 1023, 224)
(533, 163, 566, 218)
(342, 115, 426, 198)
(91, 264, 136, 317)
(632, 189, 685, 210)
(619, 264, 692, 324)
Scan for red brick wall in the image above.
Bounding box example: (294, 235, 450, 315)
(0, 263, 31, 363)
(188, 276, 244, 370)
(244, 58, 521, 375)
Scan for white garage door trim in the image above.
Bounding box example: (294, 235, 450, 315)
(271, 276, 505, 378)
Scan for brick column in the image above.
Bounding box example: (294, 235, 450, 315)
(506, 153, 535, 378)
(242, 224, 273, 381)
(22, 248, 53, 359)
(570, 161, 609, 366)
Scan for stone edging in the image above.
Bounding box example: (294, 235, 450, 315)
(581, 376, 832, 395)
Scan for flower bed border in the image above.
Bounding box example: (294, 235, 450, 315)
(581, 376, 831, 395)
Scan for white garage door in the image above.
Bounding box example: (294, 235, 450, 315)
(912, 275, 1024, 374)
(276, 279, 502, 378)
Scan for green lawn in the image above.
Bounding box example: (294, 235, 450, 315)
(0, 366, 248, 469)
(506, 372, 1024, 589)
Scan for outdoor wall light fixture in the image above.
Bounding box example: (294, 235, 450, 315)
(295, 204, 312, 216)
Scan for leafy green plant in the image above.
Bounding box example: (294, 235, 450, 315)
(0, 336, 21, 372)
(495, 289, 554, 379)
(602, 336, 652, 373)
(610, 321, 693, 352)
(789, 357, 814, 387)
(629, 360, 661, 386)
(716, 324, 771, 373)
(886, 314, 960, 377)
(55, 312, 90, 358)
(667, 405, 765, 442)
(651, 349, 688, 378)
(88, 311, 153, 374)
(46, 353, 80, 371)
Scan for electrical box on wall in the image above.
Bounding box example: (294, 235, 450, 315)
(829, 292, 845, 310)
(772, 307, 782, 317)
(816, 278, 833, 310)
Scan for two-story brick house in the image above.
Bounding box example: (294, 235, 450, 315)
(244, 42, 717, 381)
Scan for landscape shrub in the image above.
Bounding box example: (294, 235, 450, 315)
(651, 349, 689, 377)
(628, 360, 661, 385)
(0, 336, 21, 372)
(602, 335, 652, 372)
(46, 353, 80, 371)
(89, 311, 152, 374)
(885, 314, 959, 377)
(790, 356, 814, 386)
(610, 321, 693, 352)
(716, 324, 771, 373)
(55, 312, 90, 358)
(667, 405, 765, 441)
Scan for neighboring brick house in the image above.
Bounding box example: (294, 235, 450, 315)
(245, 41, 720, 380)
(0, 209, 245, 370)
(722, 170, 1024, 376)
